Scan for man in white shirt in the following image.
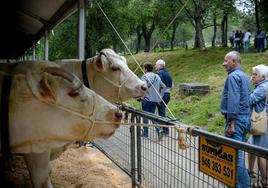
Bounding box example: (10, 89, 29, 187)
(243, 29, 251, 53)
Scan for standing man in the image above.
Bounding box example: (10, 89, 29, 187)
(234, 30, 241, 52)
(220, 51, 251, 188)
(243, 29, 251, 53)
(155, 59, 173, 135)
(141, 62, 166, 140)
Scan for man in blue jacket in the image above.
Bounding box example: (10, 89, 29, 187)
(220, 51, 251, 188)
(155, 59, 173, 135)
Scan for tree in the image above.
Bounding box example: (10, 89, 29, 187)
(259, 0, 268, 30)
(49, 13, 78, 60)
(135, 25, 143, 53)
(177, 25, 193, 48)
(128, 0, 165, 52)
(254, 0, 260, 29)
(177, 0, 211, 51)
(203, 1, 222, 47)
(217, 0, 235, 47)
(209, 10, 217, 47)
(85, 0, 129, 57)
(156, 0, 186, 51)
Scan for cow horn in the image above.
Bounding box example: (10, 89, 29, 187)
(43, 67, 83, 90)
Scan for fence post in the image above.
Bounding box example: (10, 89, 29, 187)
(136, 116, 142, 185)
(130, 113, 136, 188)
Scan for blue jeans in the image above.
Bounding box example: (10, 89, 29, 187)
(157, 93, 170, 134)
(243, 41, 249, 53)
(225, 116, 250, 188)
(257, 38, 265, 52)
(142, 100, 162, 137)
(235, 40, 241, 52)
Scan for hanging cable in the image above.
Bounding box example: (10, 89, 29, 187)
(95, 0, 194, 148)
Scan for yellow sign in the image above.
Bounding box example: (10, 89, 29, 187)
(199, 137, 237, 188)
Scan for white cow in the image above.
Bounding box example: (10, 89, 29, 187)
(56, 49, 147, 101)
(0, 49, 147, 102)
(0, 64, 122, 187)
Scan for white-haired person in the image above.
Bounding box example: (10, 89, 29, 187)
(248, 64, 268, 187)
(155, 59, 173, 136)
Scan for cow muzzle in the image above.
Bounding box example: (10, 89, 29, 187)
(140, 82, 148, 95)
(133, 82, 147, 99)
(114, 111, 122, 128)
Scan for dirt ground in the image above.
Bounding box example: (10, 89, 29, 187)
(3, 144, 131, 188)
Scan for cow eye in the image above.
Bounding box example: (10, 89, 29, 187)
(111, 67, 120, 71)
(68, 90, 79, 97)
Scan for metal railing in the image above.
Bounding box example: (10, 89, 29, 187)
(93, 105, 268, 188)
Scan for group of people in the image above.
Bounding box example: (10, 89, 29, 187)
(221, 51, 268, 188)
(230, 30, 249, 53)
(230, 29, 267, 53)
(140, 59, 172, 141)
(139, 51, 267, 187)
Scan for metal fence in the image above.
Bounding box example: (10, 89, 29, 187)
(93, 105, 268, 188)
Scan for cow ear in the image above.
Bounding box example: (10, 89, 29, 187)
(95, 54, 105, 71)
(120, 56, 127, 64)
(27, 71, 57, 103)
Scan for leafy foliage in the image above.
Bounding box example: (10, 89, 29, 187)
(259, 0, 268, 31)
(34, 0, 266, 60)
(49, 14, 78, 60)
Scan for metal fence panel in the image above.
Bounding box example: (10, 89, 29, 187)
(94, 106, 268, 188)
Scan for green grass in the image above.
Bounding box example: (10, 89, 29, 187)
(126, 48, 268, 135)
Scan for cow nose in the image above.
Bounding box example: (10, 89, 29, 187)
(141, 84, 148, 92)
(115, 111, 122, 122)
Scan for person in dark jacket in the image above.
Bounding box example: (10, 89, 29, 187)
(234, 30, 242, 52)
(155, 59, 173, 135)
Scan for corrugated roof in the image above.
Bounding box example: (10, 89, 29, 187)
(0, 0, 78, 59)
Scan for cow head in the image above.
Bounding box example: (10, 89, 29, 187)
(9, 66, 122, 153)
(88, 48, 147, 101)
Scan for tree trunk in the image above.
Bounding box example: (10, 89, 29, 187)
(225, 16, 228, 46)
(170, 22, 177, 51)
(135, 25, 143, 54)
(142, 23, 155, 52)
(194, 16, 206, 51)
(212, 16, 217, 47)
(255, 0, 260, 29)
(221, 14, 228, 47)
(144, 36, 151, 52)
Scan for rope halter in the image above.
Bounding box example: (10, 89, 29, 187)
(91, 51, 125, 102)
(35, 67, 98, 140)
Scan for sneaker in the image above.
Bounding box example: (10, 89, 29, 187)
(158, 132, 164, 141)
(141, 134, 149, 138)
(163, 132, 169, 136)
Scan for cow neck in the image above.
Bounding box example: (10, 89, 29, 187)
(81, 60, 90, 88)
